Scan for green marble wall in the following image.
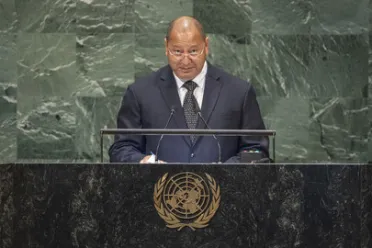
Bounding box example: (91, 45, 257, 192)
(0, 0, 371, 163)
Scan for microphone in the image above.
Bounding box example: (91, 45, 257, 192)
(196, 111, 222, 163)
(155, 106, 176, 161)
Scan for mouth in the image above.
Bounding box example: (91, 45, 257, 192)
(180, 67, 194, 71)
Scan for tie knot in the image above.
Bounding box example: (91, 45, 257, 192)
(183, 80, 197, 92)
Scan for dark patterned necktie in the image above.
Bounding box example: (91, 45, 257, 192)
(182, 80, 199, 143)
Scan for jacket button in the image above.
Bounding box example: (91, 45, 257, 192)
(191, 153, 195, 158)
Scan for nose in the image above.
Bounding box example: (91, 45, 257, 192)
(180, 55, 192, 65)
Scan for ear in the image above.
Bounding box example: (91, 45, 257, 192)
(204, 36, 209, 56)
(164, 37, 168, 56)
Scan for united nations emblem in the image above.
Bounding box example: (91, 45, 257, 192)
(153, 172, 221, 231)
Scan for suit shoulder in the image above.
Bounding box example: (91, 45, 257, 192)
(214, 66, 253, 90)
(126, 65, 168, 92)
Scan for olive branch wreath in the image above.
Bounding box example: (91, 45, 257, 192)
(153, 173, 221, 231)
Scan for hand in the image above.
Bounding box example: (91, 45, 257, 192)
(140, 155, 152, 163)
(139, 155, 166, 164)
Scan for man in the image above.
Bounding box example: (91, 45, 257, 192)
(109, 16, 269, 163)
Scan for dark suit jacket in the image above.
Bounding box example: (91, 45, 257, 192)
(109, 62, 269, 163)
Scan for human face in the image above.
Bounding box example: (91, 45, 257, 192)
(165, 31, 209, 81)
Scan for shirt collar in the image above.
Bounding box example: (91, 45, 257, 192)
(173, 61, 208, 89)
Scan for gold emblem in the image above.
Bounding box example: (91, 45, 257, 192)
(153, 172, 221, 231)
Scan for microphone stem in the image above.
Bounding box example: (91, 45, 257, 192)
(155, 109, 175, 161)
(197, 112, 222, 163)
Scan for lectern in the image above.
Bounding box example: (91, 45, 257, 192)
(0, 129, 370, 247)
(1, 162, 370, 247)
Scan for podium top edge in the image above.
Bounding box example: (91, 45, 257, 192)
(99, 128, 277, 136)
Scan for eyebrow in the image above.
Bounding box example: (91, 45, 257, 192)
(170, 44, 200, 49)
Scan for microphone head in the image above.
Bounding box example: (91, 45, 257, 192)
(170, 105, 177, 113)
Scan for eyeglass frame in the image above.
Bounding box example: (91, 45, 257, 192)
(167, 44, 206, 59)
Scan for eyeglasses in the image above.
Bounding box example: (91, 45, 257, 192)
(168, 45, 205, 58)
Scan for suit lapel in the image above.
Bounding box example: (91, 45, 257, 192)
(158, 63, 222, 147)
(194, 63, 223, 144)
(158, 65, 191, 146)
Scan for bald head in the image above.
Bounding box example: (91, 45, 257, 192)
(165, 16, 206, 41)
(164, 16, 209, 81)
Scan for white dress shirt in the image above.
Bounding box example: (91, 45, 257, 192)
(173, 61, 208, 109)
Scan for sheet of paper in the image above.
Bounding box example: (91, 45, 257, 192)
(147, 154, 156, 163)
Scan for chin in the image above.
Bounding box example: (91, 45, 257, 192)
(177, 70, 197, 80)
(179, 75, 195, 81)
